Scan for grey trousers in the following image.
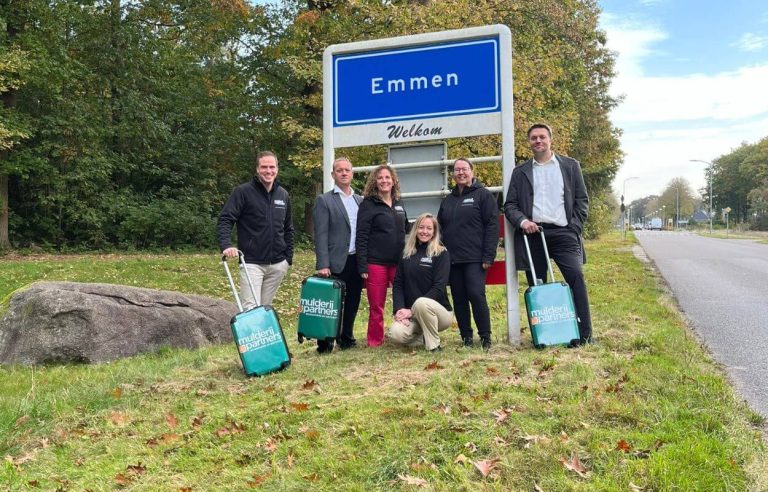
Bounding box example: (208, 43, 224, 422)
(239, 260, 289, 309)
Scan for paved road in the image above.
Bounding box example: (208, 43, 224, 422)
(634, 230, 768, 416)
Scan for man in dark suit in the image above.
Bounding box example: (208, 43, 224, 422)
(503, 123, 593, 344)
(312, 157, 364, 353)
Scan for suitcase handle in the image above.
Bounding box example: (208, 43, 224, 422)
(221, 250, 259, 313)
(522, 228, 556, 286)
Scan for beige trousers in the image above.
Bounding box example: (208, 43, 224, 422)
(240, 260, 289, 309)
(387, 297, 453, 351)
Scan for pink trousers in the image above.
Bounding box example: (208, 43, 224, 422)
(365, 263, 397, 346)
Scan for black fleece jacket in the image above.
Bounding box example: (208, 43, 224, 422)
(437, 180, 499, 264)
(393, 243, 452, 312)
(216, 178, 294, 265)
(355, 196, 408, 273)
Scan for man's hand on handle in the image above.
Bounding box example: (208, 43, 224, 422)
(316, 268, 331, 278)
(520, 219, 539, 234)
(222, 247, 239, 258)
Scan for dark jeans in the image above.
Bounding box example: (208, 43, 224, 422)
(449, 262, 491, 340)
(317, 253, 363, 352)
(523, 225, 592, 340)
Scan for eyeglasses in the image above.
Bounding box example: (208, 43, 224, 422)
(453, 168, 471, 173)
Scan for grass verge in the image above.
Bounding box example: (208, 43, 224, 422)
(1, 233, 766, 490)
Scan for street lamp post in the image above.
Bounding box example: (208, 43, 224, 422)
(675, 186, 680, 231)
(662, 205, 666, 230)
(622, 176, 639, 240)
(690, 159, 714, 234)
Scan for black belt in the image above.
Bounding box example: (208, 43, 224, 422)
(540, 223, 565, 229)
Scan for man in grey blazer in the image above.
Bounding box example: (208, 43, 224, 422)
(504, 123, 593, 345)
(313, 157, 364, 353)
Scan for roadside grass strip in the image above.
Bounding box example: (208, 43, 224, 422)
(1, 234, 766, 490)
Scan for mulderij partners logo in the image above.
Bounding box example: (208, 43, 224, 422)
(530, 304, 575, 326)
(238, 329, 282, 353)
(300, 298, 339, 319)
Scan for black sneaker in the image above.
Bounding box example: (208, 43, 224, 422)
(429, 345, 442, 353)
(481, 338, 492, 352)
(462, 337, 474, 348)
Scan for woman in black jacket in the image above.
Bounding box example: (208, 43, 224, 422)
(388, 213, 453, 352)
(356, 164, 408, 347)
(437, 158, 499, 351)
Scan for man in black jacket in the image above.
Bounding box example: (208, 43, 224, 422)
(503, 124, 593, 344)
(218, 151, 294, 309)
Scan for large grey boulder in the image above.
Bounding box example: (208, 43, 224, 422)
(0, 282, 237, 365)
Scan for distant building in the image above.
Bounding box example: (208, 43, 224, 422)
(692, 209, 710, 222)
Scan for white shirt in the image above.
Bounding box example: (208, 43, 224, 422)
(531, 154, 567, 227)
(334, 185, 359, 253)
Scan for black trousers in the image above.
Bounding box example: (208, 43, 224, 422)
(449, 262, 491, 340)
(523, 225, 592, 340)
(317, 253, 363, 351)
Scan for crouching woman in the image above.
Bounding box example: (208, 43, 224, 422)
(388, 213, 453, 352)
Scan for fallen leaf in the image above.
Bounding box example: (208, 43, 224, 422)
(264, 438, 278, 453)
(397, 474, 428, 487)
(287, 453, 295, 468)
(305, 430, 320, 440)
(464, 442, 478, 453)
(460, 360, 472, 368)
(107, 411, 129, 426)
(303, 473, 320, 482)
(301, 379, 317, 390)
(191, 414, 204, 429)
(559, 431, 569, 442)
(454, 453, 469, 464)
(114, 473, 132, 486)
(485, 366, 499, 375)
(534, 484, 545, 492)
(74, 457, 85, 466)
(425, 361, 444, 370)
(27, 480, 39, 488)
(493, 436, 508, 446)
(5, 452, 35, 466)
(112, 387, 123, 399)
(145, 437, 159, 448)
(127, 463, 146, 474)
(492, 408, 509, 424)
(560, 454, 589, 478)
(215, 427, 230, 438)
(629, 483, 644, 491)
(616, 439, 632, 453)
(165, 413, 179, 429)
(472, 458, 500, 477)
(14, 415, 30, 428)
(434, 404, 451, 415)
(522, 434, 551, 448)
(449, 426, 466, 433)
(290, 402, 310, 412)
(246, 474, 269, 488)
(179, 488, 192, 492)
(195, 389, 209, 396)
(160, 433, 179, 445)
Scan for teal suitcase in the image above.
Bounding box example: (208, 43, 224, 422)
(522, 230, 581, 348)
(297, 276, 345, 343)
(222, 252, 291, 376)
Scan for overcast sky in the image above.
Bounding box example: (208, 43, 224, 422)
(599, 0, 768, 203)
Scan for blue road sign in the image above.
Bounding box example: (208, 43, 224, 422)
(333, 38, 500, 127)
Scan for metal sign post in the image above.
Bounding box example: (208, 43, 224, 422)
(322, 25, 520, 345)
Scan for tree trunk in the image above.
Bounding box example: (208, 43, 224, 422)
(0, 172, 9, 249)
(0, 0, 19, 249)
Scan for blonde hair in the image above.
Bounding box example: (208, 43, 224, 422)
(362, 164, 401, 201)
(403, 213, 446, 259)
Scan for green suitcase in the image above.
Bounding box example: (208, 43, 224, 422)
(297, 276, 345, 343)
(222, 252, 291, 376)
(522, 230, 581, 348)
